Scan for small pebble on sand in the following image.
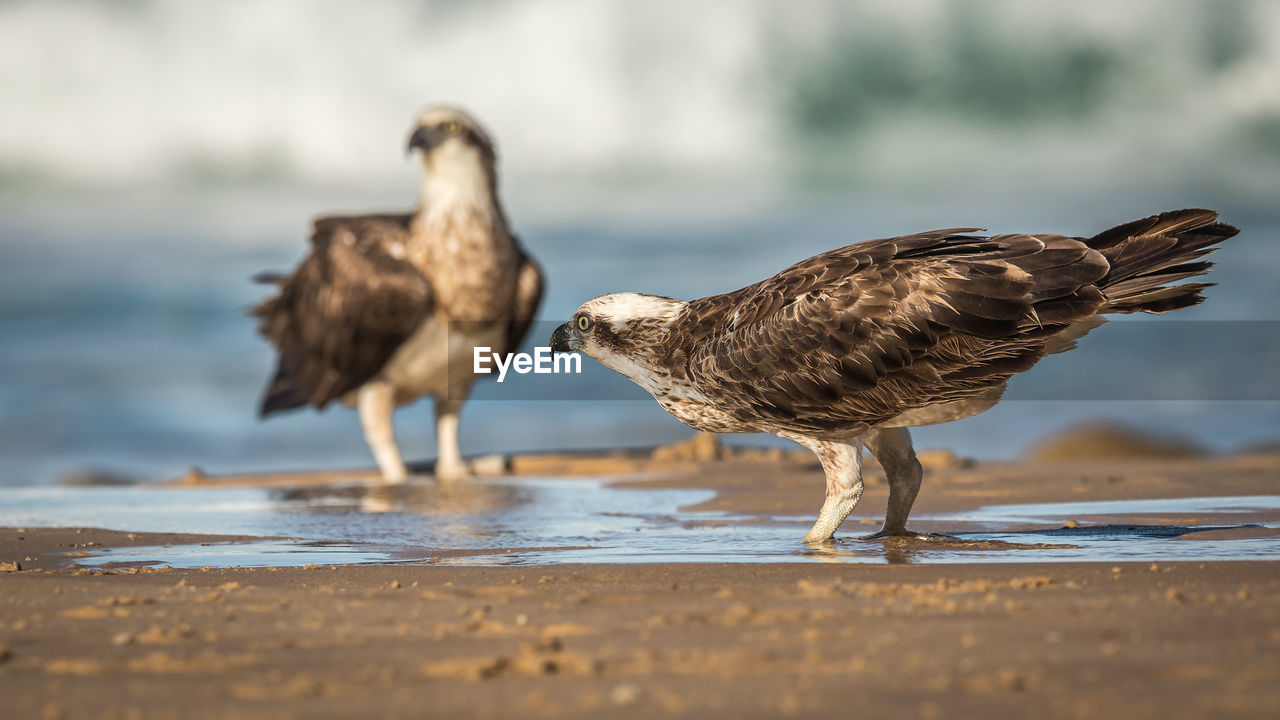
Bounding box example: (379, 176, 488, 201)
(610, 684, 642, 706)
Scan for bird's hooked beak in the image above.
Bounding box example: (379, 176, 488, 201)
(405, 125, 440, 157)
(549, 323, 576, 353)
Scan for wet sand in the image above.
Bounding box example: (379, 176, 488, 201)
(2, 446, 1279, 719)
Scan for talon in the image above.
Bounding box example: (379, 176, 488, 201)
(434, 462, 470, 483)
(379, 471, 410, 485)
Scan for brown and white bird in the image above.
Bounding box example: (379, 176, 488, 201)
(253, 106, 543, 482)
(550, 210, 1237, 542)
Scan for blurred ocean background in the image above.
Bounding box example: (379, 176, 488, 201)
(1, 0, 1278, 486)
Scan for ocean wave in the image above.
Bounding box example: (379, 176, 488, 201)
(1, 0, 1279, 189)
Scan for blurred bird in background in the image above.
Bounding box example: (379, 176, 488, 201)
(253, 106, 543, 481)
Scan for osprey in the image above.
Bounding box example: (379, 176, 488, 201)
(550, 210, 1237, 542)
(254, 106, 543, 482)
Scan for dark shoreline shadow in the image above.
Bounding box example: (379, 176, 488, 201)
(809, 523, 1269, 564)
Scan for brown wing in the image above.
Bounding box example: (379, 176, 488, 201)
(252, 214, 432, 415)
(497, 237, 544, 355)
(679, 229, 1110, 436)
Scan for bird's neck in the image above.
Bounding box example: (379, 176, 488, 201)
(409, 157, 511, 269)
(413, 144, 501, 229)
(417, 171, 497, 221)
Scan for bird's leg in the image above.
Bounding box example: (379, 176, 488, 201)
(796, 439, 864, 544)
(862, 427, 924, 538)
(358, 381, 409, 483)
(433, 397, 469, 482)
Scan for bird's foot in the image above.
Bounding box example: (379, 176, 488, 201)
(377, 467, 411, 485)
(802, 531, 838, 546)
(434, 461, 471, 483)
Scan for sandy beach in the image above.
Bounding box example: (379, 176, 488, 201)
(3, 444, 1278, 719)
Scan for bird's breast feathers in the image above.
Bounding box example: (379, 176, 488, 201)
(641, 367, 751, 433)
(413, 208, 521, 323)
(378, 312, 508, 398)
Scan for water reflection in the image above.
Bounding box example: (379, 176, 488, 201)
(272, 481, 535, 517)
(1, 480, 1277, 568)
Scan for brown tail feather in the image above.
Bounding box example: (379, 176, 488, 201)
(1088, 209, 1239, 314)
(258, 361, 307, 418)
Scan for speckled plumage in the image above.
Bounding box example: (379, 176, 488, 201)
(552, 209, 1238, 542)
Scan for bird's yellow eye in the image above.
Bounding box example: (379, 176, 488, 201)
(576, 315, 593, 332)
(442, 120, 462, 134)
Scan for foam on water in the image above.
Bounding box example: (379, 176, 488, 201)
(3, 0, 1280, 188)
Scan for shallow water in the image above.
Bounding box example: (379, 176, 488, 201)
(3, 478, 1277, 567)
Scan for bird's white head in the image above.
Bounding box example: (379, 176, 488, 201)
(406, 105, 497, 202)
(549, 292, 687, 382)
